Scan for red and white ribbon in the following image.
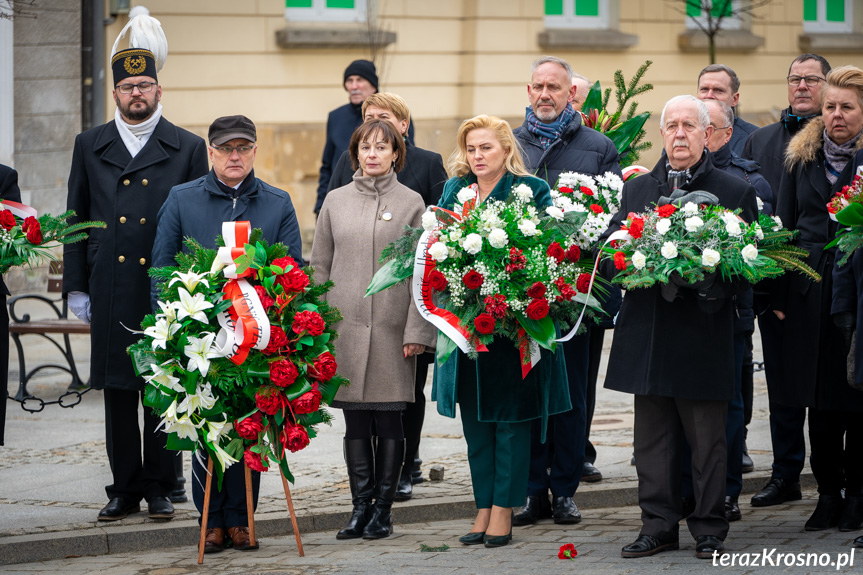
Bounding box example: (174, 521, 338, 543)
(218, 221, 253, 279)
(0, 199, 38, 219)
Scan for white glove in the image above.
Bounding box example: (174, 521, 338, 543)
(68, 291, 91, 324)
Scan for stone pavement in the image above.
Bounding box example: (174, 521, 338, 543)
(1, 304, 835, 571)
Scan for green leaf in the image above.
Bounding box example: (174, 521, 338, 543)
(582, 81, 603, 113)
(254, 242, 268, 267)
(166, 433, 196, 451)
(299, 335, 314, 346)
(286, 379, 312, 401)
(514, 312, 556, 352)
(366, 258, 413, 297)
(129, 348, 158, 377)
(604, 112, 650, 156)
(435, 332, 458, 366)
(836, 203, 863, 227)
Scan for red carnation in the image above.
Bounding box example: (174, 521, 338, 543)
(558, 186, 574, 194)
(254, 285, 275, 310)
(614, 251, 628, 270)
(291, 389, 322, 415)
(292, 310, 325, 336)
(263, 326, 288, 355)
(278, 268, 310, 293)
(235, 412, 264, 440)
(580, 186, 594, 196)
(269, 359, 299, 387)
(0, 210, 15, 231)
(244, 448, 268, 472)
(558, 543, 577, 560)
(554, 277, 576, 301)
(589, 204, 603, 214)
(272, 256, 297, 273)
(428, 269, 447, 291)
(526, 281, 547, 299)
(546, 242, 565, 263)
(473, 313, 496, 335)
(484, 294, 509, 319)
(565, 245, 581, 262)
(281, 423, 310, 453)
(576, 273, 591, 294)
(462, 269, 484, 290)
(22, 216, 41, 244)
(526, 298, 549, 320)
(656, 204, 676, 218)
(255, 385, 288, 415)
(627, 216, 645, 239)
(311, 352, 337, 381)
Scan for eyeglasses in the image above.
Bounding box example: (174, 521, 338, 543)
(210, 145, 256, 156)
(711, 125, 732, 131)
(116, 81, 156, 95)
(787, 75, 826, 87)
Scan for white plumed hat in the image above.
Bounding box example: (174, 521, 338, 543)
(111, 6, 167, 72)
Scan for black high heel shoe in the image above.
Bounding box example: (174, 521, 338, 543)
(483, 530, 512, 548)
(458, 531, 485, 545)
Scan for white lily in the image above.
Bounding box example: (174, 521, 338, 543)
(206, 418, 233, 444)
(144, 317, 180, 350)
(184, 333, 219, 376)
(169, 270, 210, 293)
(173, 288, 214, 324)
(211, 441, 239, 470)
(178, 381, 218, 413)
(144, 363, 184, 393)
(157, 300, 177, 323)
(210, 256, 227, 275)
(165, 414, 202, 442)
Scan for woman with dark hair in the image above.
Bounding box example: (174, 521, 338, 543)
(312, 119, 436, 541)
(776, 65, 863, 533)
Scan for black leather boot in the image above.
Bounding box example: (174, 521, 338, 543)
(336, 438, 375, 540)
(363, 438, 404, 540)
(804, 493, 844, 531)
(840, 492, 863, 532)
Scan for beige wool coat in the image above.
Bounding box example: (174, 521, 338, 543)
(311, 169, 437, 404)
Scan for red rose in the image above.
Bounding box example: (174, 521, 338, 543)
(254, 285, 275, 310)
(576, 273, 591, 294)
(554, 277, 576, 301)
(462, 269, 484, 290)
(526, 282, 547, 299)
(281, 423, 310, 453)
(278, 268, 310, 292)
(428, 269, 447, 291)
(291, 389, 322, 415)
(269, 359, 299, 387)
(526, 298, 549, 320)
(546, 242, 565, 263)
(579, 186, 594, 196)
(656, 204, 676, 218)
(565, 245, 581, 262)
(627, 216, 644, 239)
(22, 216, 41, 244)
(311, 352, 337, 381)
(558, 186, 574, 194)
(614, 251, 628, 271)
(244, 448, 268, 472)
(235, 412, 264, 440)
(558, 543, 577, 560)
(263, 326, 288, 355)
(473, 313, 496, 334)
(272, 256, 297, 273)
(0, 210, 15, 231)
(255, 385, 288, 415)
(292, 310, 325, 336)
(589, 204, 603, 214)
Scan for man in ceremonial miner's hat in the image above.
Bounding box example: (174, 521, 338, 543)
(63, 6, 208, 522)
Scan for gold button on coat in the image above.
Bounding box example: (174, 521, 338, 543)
(118, 255, 125, 263)
(142, 179, 149, 186)
(140, 218, 146, 225)
(139, 258, 146, 265)
(123, 179, 130, 186)
(119, 216, 126, 223)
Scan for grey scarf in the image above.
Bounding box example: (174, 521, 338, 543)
(823, 128, 862, 185)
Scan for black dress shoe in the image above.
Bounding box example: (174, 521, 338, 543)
(513, 495, 551, 526)
(147, 496, 175, 520)
(483, 530, 512, 548)
(839, 494, 863, 532)
(552, 496, 582, 524)
(620, 534, 679, 558)
(98, 496, 141, 521)
(855, 535, 863, 548)
(581, 461, 603, 483)
(394, 469, 412, 502)
(805, 494, 843, 531)
(458, 531, 485, 545)
(695, 535, 724, 559)
(725, 496, 741, 522)
(750, 477, 802, 507)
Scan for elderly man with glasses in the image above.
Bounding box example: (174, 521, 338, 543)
(64, 10, 208, 523)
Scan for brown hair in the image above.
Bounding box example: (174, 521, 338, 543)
(361, 92, 411, 126)
(349, 119, 406, 174)
(447, 115, 529, 178)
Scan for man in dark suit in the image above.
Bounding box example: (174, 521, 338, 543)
(603, 95, 757, 559)
(0, 164, 21, 447)
(696, 64, 758, 155)
(63, 37, 208, 522)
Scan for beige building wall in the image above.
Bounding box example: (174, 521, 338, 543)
(103, 0, 863, 254)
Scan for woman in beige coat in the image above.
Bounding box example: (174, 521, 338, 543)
(311, 119, 436, 541)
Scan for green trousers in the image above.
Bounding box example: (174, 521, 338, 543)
(457, 356, 532, 509)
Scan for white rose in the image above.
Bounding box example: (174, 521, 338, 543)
(518, 219, 539, 236)
(546, 206, 565, 221)
(421, 211, 438, 232)
(488, 228, 508, 248)
(448, 227, 463, 241)
(660, 241, 678, 259)
(463, 233, 483, 255)
(513, 184, 534, 202)
(683, 202, 699, 216)
(457, 186, 477, 204)
(684, 216, 703, 232)
(725, 221, 742, 236)
(754, 224, 764, 240)
(656, 218, 672, 235)
(631, 251, 647, 269)
(428, 242, 448, 262)
(742, 244, 759, 263)
(771, 215, 782, 231)
(701, 248, 720, 267)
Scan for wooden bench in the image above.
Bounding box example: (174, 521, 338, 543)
(8, 262, 90, 400)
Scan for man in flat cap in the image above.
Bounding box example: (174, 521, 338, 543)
(151, 115, 303, 552)
(64, 9, 208, 522)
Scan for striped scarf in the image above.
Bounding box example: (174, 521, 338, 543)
(524, 104, 576, 150)
(823, 128, 863, 185)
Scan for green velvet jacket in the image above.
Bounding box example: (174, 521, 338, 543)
(431, 172, 571, 439)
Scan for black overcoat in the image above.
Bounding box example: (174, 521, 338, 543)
(601, 154, 757, 401)
(63, 117, 208, 391)
(775, 124, 863, 411)
(0, 164, 21, 445)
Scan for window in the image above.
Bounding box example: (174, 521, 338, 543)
(684, 0, 742, 31)
(285, 0, 366, 23)
(803, 0, 853, 33)
(544, 0, 609, 29)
